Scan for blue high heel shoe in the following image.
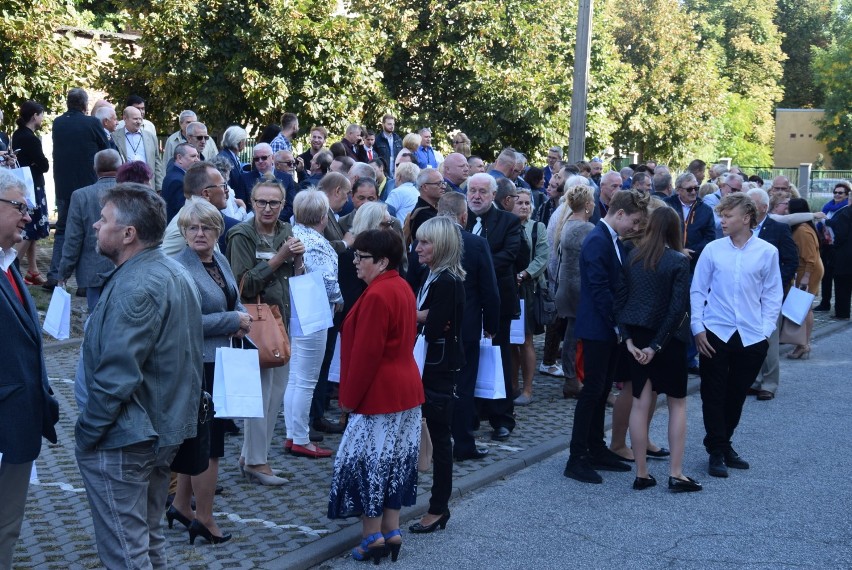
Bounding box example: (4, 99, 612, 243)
(352, 532, 385, 564)
(382, 529, 402, 562)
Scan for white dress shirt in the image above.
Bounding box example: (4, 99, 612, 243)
(690, 233, 783, 346)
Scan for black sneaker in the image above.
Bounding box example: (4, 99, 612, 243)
(564, 457, 603, 484)
(708, 452, 728, 478)
(724, 448, 749, 469)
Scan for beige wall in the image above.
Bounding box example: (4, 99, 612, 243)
(774, 109, 832, 169)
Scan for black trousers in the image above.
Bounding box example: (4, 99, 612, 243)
(485, 317, 516, 432)
(422, 378, 454, 515)
(310, 315, 342, 423)
(46, 198, 69, 282)
(834, 274, 852, 319)
(818, 245, 835, 306)
(451, 340, 480, 456)
(568, 338, 616, 458)
(699, 331, 768, 454)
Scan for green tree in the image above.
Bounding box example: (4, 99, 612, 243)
(0, 0, 97, 123)
(100, 0, 384, 138)
(813, 32, 852, 168)
(608, 0, 727, 166)
(683, 0, 785, 165)
(775, 0, 833, 108)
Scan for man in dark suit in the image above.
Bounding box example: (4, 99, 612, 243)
(564, 190, 648, 484)
(437, 192, 500, 460)
(747, 188, 798, 400)
(464, 172, 522, 441)
(0, 171, 59, 568)
(239, 143, 297, 221)
(46, 88, 108, 289)
(318, 172, 353, 253)
(161, 143, 201, 222)
(340, 124, 367, 162)
(664, 173, 716, 272)
(374, 114, 402, 178)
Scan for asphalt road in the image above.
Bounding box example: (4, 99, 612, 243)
(317, 328, 852, 569)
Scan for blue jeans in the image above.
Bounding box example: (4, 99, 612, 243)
(76, 442, 178, 570)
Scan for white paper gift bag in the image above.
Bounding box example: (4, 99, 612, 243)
(289, 272, 333, 337)
(413, 334, 427, 378)
(474, 338, 507, 400)
(781, 287, 815, 326)
(510, 299, 526, 344)
(8, 166, 36, 206)
(43, 287, 71, 340)
(328, 333, 342, 383)
(213, 345, 264, 418)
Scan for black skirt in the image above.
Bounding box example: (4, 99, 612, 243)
(625, 326, 688, 399)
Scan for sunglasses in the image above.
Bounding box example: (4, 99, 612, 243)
(254, 155, 271, 162)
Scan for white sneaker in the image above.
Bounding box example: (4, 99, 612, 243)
(538, 363, 565, 377)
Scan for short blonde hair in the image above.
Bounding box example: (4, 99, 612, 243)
(177, 198, 224, 238)
(395, 162, 421, 185)
(402, 132, 422, 152)
(351, 201, 389, 236)
(699, 182, 718, 199)
(251, 179, 286, 202)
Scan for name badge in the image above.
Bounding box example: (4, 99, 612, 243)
(256, 250, 274, 260)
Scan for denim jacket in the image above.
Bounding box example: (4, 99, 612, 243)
(75, 247, 203, 451)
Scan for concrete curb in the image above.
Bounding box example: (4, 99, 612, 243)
(275, 319, 849, 570)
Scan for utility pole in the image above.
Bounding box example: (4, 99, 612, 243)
(568, 0, 593, 164)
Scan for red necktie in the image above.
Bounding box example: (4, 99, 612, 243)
(367, 149, 373, 160)
(4, 267, 24, 304)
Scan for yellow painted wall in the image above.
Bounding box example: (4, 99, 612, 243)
(774, 109, 832, 169)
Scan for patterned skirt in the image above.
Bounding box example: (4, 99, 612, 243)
(23, 185, 49, 240)
(328, 406, 421, 519)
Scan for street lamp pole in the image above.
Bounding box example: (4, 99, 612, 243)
(568, 0, 593, 164)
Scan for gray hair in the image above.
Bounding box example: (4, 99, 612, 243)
(179, 110, 197, 123)
(351, 201, 388, 236)
(177, 198, 224, 238)
(723, 172, 744, 186)
(515, 152, 527, 166)
(654, 171, 673, 193)
(174, 142, 194, 161)
(495, 148, 517, 169)
(468, 172, 497, 193)
(293, 189, 330, 226)
(349, 162, 376, 182)
(66, 88, 88, 112)
(186, 121, 207, 137)
(101, 183, 166, 246)
(395, 162, 420, 185)
(94, 149, 122, 173)
(94, 104, 115, 122)
(209, 156, 234, 179)
(746, 187, 769, 207)
(437, 191, 468, 219)
(0, 169, 26, 198)
(221, 125, 248, 151)
(674, 172, 696, 190)
(253, 142, 273, 157)
(565, 174, 591, 188)
(619, 167, 634, 179)
(548, 146, 563, 158)
(415, 167, 440, 189)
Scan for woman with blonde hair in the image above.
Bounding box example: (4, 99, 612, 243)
(451, 132, 471, 157)
(410, 217, 465, 535)
(402, 132, 421, 153)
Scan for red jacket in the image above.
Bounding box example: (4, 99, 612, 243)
(340, 270, 424, 414)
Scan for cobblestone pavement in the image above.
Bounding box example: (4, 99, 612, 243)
(14, 312, 847, 569)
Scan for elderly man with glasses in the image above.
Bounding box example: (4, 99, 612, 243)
(664, 172, 716, 273)
(237, 142, 297, 222)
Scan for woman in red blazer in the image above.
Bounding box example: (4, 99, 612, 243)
(328, 228, 424, 563)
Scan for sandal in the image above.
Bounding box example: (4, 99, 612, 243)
(352, 532, 384, 564)
(24, 271, 46, 286)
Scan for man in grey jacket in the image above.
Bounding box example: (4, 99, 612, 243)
(58, 149, 120, 311)
(75, 183, 203, 569)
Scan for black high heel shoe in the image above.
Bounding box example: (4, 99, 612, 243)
(165, 505, 192, 530)
(408, 510, 450, 534)
(188, 519, 232, 545)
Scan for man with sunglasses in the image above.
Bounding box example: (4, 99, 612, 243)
(664, 172, 716, 273)
(0, 171, 60, 569)
(237, 143, 296, 222)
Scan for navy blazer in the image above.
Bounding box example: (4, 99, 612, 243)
(0, 264, 59, 463)
(758, 216, 799, 285)
(575, 221, 626, 342)
(161, 164, 187, 222)
(460, 230, 500, 341)
(238, 168, 297, 222)
(465, 205, 522, 318)
(664, 195, 716, 271)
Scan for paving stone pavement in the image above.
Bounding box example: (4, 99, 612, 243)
(15, 312, 847, 569)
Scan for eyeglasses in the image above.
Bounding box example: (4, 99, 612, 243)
(275, 160, 295, 167)
(379, 220, 395, 228)
(353, 251, 376, 262)
(0, 198, 33, 216)
(680, 186, 699, 193)
(186, 224, 218, 235)
(422, 181, 446, 188)
(203, 182, 227, 192)
(255, 199, 283, 210)
(254, 155, 271, 162)
(834, 190, 848, 195)
(192, 135, 210, 141)
(506, 194, 520, 200)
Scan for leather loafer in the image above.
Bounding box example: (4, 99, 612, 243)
(312, 417, 345, 434)
(708, 452, 728, 478)
(646, 447, 670, 458)
(632, 474, 657, 490)
(290, 443, 333, 459)
(590, 450, 632, 472)
(668, 475, 703, 493)
(746, 388, 760, 396)
(724, 449, 749, 470)
(564, 457, 603, 484)
(491, 427, 511, 441)
(454, 448, 490, 461)
(756, 390, 774, 401)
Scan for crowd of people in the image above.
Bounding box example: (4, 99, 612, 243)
(1, 87, 850, 568)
